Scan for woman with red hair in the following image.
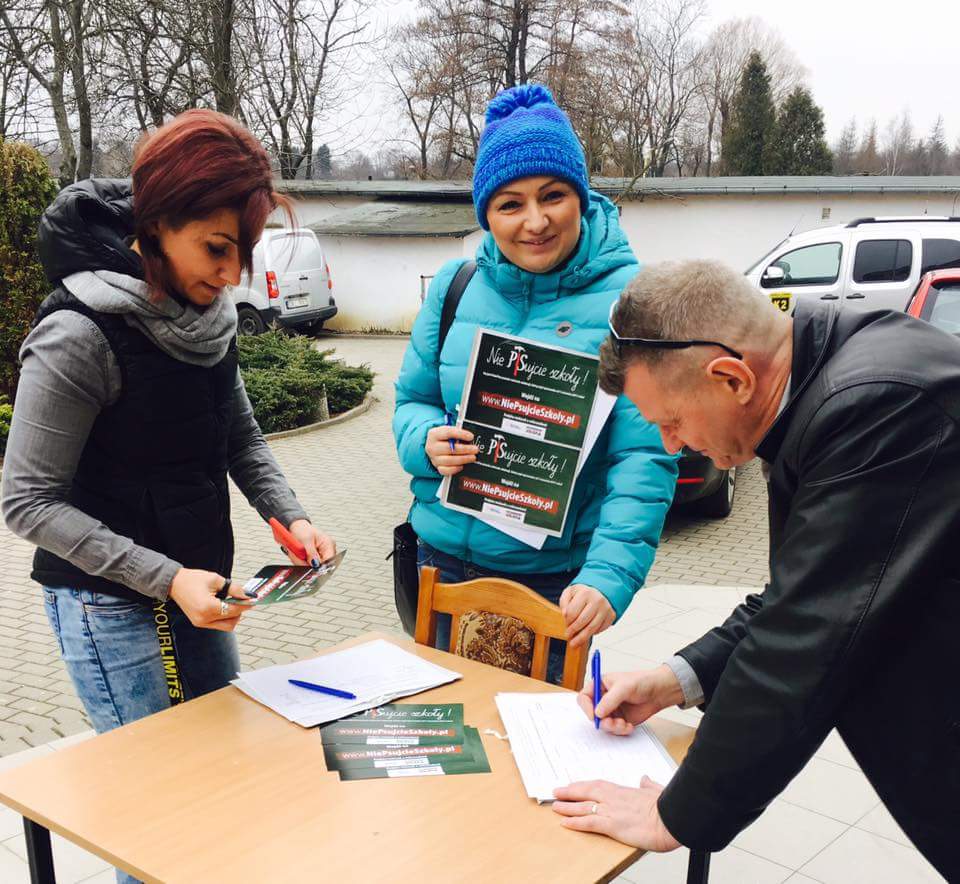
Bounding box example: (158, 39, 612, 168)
(2, 110, 335, 735)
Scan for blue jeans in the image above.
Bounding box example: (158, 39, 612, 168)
(417, 542, 574, 685)
(43, 588, 240, 884)
(43, 588, 240, 732)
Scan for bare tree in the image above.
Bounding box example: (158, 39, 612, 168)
(832, 117, 857, 174)
(882, 111, 914, 175)
(98, 0, 203, 129)
(1, 0, 99, 185)
(241, 0, 375, 179)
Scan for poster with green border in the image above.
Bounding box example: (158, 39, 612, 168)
(461, 330, 599, 448)
(319, 703, 464, 746)
(440, 329, 600, 537)
(324, 727, 490, 778)
(444, 421, 578, 534)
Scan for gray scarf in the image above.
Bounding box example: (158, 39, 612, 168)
(63, 269, 238, 367)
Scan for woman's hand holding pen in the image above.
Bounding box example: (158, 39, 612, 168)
(576, 666, 684, 735)
(284, 519, 336, 568)
(168, 568, 251, 631)
(426, 425, 479, 476)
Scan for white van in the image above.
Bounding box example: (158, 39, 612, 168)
(745, 217, 960, 314)
(230, 228, 337, 335)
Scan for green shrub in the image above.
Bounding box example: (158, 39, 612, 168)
(0, 396, 12, 456)
(0, 140, 59, 398)
(238, 329, 374, 433)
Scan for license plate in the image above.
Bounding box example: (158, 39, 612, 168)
(286, 295, 309, 309)
(769, 292, 791, 313)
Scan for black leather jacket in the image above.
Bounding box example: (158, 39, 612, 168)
(658, 301, 960, 881)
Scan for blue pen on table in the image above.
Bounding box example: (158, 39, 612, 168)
(288, 679, 357, 700)
(592, 649, 602, 730)
(444, 412, 457, 453)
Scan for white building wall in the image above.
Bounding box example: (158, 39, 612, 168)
(300, 189, 960, 332)
(317, 235, 478, 332)
(617, 192, 960, 270)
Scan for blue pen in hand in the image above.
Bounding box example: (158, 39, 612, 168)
(592, 649, 602, 730)
(444, 412, 457, 453)
(288, 679, 357, 700)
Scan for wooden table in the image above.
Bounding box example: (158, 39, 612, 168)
(0, 632, 701, 883)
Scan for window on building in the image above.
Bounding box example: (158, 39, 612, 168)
(853, 239, 913, 284)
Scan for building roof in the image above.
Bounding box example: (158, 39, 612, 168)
(307, 200, 479, 237)
(278, 175, 960, 201)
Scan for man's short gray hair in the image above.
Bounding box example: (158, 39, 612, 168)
(599, 259, 783, 394)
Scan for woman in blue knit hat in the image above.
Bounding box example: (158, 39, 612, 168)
(393, 85, 677, 679)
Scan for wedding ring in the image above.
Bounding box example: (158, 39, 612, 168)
(590, 803, 598, 815)
(219, 599, 228, 617)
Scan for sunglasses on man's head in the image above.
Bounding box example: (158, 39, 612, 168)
(607, 301, 743, 360)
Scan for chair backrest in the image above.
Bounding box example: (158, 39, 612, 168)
(413, 566, 588, 690)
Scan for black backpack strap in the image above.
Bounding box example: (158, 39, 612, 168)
(438, 259, 476, 352)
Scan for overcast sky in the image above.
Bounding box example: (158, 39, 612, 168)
(703, 0, 960, 145)
(376, 0, 960, 152)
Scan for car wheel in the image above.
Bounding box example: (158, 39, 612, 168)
(691, 468, 736, 518)
(237, 306, 266, 336)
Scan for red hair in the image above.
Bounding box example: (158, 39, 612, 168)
(131, 109, 294, 297)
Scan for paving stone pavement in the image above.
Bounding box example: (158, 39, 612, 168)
(0, 334, 770, 756)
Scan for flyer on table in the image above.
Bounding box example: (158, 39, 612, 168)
(441, 329, 600, 537)
(319, 703, 465, 746)
(323, 727, 490, 778)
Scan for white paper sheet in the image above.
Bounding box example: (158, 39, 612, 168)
(495, 692, 676, 803)
(231, 639, 462, 727)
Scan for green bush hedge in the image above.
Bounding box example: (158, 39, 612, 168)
(0, 396, 12, 456)
(237, 330, 374, 434)
(0, 140, 60, 399)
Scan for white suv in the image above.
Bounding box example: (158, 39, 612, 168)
(230, 228, 337, 335)
(745, 217, 960, 314)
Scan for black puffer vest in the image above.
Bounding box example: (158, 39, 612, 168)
(31, 288, 238, 602)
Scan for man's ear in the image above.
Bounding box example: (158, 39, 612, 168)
(706, 357, 756, 405)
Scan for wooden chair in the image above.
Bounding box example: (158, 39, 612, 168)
(413, 566, 588, 690)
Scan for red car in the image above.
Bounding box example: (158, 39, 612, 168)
(906, 269, 960, 335)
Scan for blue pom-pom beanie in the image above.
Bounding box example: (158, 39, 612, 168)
(472, 84, 589, 230)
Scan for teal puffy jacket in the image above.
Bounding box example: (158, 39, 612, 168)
(393, 193, 677, 618)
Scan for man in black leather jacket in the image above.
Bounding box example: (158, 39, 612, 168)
(551, 260, 960, 880)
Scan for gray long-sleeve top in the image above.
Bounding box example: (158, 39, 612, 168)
(1, 310, 309, 601)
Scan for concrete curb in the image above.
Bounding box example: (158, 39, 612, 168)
(263, 393, 377, 440)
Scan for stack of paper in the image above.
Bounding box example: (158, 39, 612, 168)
(319, 704, 490, 780)
(232, 640, 462, 727)
(495, 692, 677, 803)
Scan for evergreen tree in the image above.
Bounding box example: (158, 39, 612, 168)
(833, 118, 857, 174)
(721, 51, 776, 175)
(316, 143, 332, 178)
(765, 87, 833, 175)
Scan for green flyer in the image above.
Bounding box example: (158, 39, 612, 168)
(441, 329, 600, 536)
(324, 727, 490, 779)
(319, 703, 464, 746)
(228, 551, 346, 606)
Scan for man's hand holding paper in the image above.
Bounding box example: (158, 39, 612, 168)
(552, 776, 680, 852)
